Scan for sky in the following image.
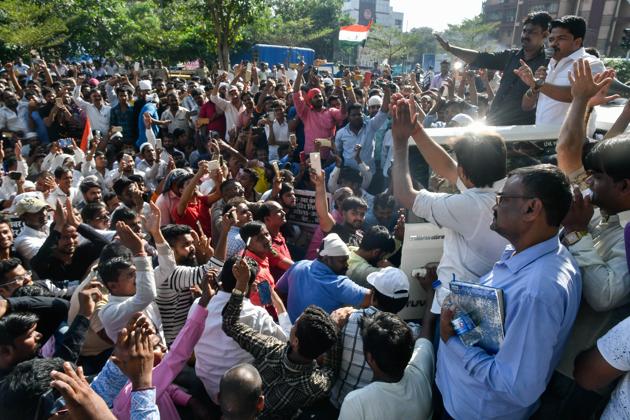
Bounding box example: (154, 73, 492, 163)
(390, 0, 484, 31)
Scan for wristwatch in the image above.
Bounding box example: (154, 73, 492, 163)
(232, 288, 245, 297)
(562, 230, 587, 246)
(526, 88, 538, 98)
(532, 78, 545, 93)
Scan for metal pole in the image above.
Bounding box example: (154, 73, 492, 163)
(510, 0, 523, 49)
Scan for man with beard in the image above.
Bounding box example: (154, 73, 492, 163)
(276, 233, 372, 322)
(346, 226, 397, 288)
(0, 91, 28, 134)
(14, 196, 51, 263)
(436, 164, 581, 419)
(312, 169, 368, 247)
(31, 198, 109, 284)
(435, 11, 552, 125)
(156, 223, 229, 346)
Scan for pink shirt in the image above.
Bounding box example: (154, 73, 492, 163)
(293, 91, 346, 154)
(113, 304, 208, 420)
(306, 209, 344, 260)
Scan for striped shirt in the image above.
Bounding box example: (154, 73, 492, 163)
(329, 306, 377, 408)
(155, 244, 224, 347)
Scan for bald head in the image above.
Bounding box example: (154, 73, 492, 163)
(219, 363, 264, 420)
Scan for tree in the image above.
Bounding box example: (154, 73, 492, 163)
(441, 14, 499, 52)
(364, 25, 413, 65)
(0, 0, 68, 56)
(207, 0, 266, 70)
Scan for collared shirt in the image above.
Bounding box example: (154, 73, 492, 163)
(269, 230, 291, 280)
(161, 106, 191, 134)
(109, 103, 135, 141)
(222, 293, 339, 419)
(472, 48, 548, 125)
(430, 72, 448, 89)
(0, 106, 28, 133)
(335, 111, 388, 172)
(555, 209, 630, 378)
(209, 94, 244, 137)
(293, 91, 346, 154)
(244, 250, 276, 311)
(330, 306, 378, 408)
(437, 235, 582, 420)
(72, 86, 112, 134)
(412, 178, 508, 314)
(339, 338, 434, 420)
(536, 48, 604, 130)
(46, 186, 79, 208)
(276, 259, 368, 322)
(193, 291, 289, 403)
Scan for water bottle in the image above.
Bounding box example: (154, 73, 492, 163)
(432, 278, 451, 309)
(450, 309, 482, 346)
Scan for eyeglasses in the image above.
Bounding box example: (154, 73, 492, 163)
(495, 193, 536, 206)
(94, 213, 110, 221)
(0, 271, 32, 287)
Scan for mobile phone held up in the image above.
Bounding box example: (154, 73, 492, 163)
(58, 138, 73, 148)
(257, 280, 272, 306)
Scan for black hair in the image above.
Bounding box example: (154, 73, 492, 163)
(99, 242, 133, 263)
(79, 178, 102, 195)
(347, 102, 363, 114)
(223, 197, 249, 215)
(12, 284, 51, 297)
(160, 224, 192, 247)
(112, 177, 134, 197)
(256, 200, 281, 222)
(219, 256, 259, 293)
(550, 15, 586, 43)
(220, 178, 240, 195)
(110, 208, 137, 229)
(0, 257, 22, 284)
(452, 132, 507, 188)
(339, 167, 363, 187)
(361, 311, 413, 380)
(372, 288, 408, 314)
(219, 363, 263, 419)
(341, 196, 368, 212)
(359, 226, 395, 253)
(103, 191, 118, 205)
(0, 312, 39, 346)
(584, 135, 630, 182)
(0, 357, 66, 420)
(508, 164, 572, 227)
(53, 166, 71, 179)
(81, 202, 107, 222)
(0, 214, 11, 227)
(127, 174, 144, 186)
(241, 168, 260, 185)
(374, 192, 395, 210)
(98, 256, 133, 287)
(295, 305, 338, 359)
(279, 182, 294, 197)
(239, 221, 265, 243)
(523, 11, 552, 31)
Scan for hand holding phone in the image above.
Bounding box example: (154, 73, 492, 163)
(257, 281, 272, 306)
(310, 152, 322, 175)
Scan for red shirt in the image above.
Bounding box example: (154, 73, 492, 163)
(171, 195, 212, 237)
(244, 249, 277, 319)
(269, 231, 291, 280)
(199, 101, 226, 138)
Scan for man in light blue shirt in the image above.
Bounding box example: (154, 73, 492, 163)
(437, 164, 582, 420)
(275, 233, 371, 322)
(335, 89, 390, 174)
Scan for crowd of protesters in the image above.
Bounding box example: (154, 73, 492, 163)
(0, 9, 628, 420)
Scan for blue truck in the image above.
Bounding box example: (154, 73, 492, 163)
(238, 44, 315, 66)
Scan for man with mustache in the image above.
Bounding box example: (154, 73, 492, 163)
(435, 11, 552, 125)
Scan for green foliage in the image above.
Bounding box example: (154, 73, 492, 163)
(442, 14, 499, 52)
(0, 0, 68, 55)
(603, 58, 630, 84)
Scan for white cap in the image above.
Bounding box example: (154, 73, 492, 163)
(319, 233, 350, 257)
(451, 113, 474, 126)
(368, 96, 383, 107)
(139, 80, 152, 91)
(219, 82, 229, 90)
(367, 267, 410, 299)
(15, 195, 49, 216)
(323, 78, 333, 86)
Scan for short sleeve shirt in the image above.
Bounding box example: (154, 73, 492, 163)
(597, 316, 630, 420)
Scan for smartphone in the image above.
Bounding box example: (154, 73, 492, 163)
(207, 160, 220, 171)
(289, 133, 297, 148)
(8, 171, 21, 181)
(272, 161, 281, 179)
(155, 138, 162, 149)
(310, 152, 322, 174)
(245, 63, 252, 83)
(316, 138, 332, 148)
(111, 126, 123, 133)
(133, 62, 140, 72)
(334, 78, 342, 88)
(257, 280, 272, 306)
(242, 237, 251, 257)
(55, 98, 64, 107)
(58, 138, 72, 148)
(299, 151, 306, 164)
(230, 208, 238, 222)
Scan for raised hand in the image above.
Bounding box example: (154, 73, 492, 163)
(434, 33, 450, 51)
(513, 59, 535, 88)
(111, 325, 154, 390)
(198, 267, 219, 307)
(142, 201, 162, 237)
(391, 98, 419, 145)
(65, 198, 81, 228)
(54, 199, 68, 232)
(191, 228, 213, 264)
(232, 257, 251, 292)
(562, 186, 594, 233)
(569, 59, 613, 103)
(78, 281, 104, 319)
(309, 168, 325, 188)
(115, 221, 145, 256)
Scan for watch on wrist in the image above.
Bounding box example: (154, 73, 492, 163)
(232, 288, 245, 297)
(533, 78, 545, 92)
(562, 230, 587, 246)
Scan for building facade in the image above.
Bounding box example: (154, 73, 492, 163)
(482, 0, 630, 56)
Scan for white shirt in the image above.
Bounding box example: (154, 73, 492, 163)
(264, 119, 289, 161)
(99, 255, 165, 344)
(46, 186, 79, 208)
(136, 159, 167, 192)
(72, 86, 112, 134)
(209, 94, 244, 137)
(535, 48, 604, 134)
(0, 159, 28, 200)
(161, 106, 191, 134)
(0, 106, 28, 133)
(598, 316, 630, 419)
(339, 338, 435, 420)
(15, 224, 50, 263)
(412, 178, 509, 314)
(192, 291, 290, 403)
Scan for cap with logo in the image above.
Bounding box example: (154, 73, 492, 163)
(367, 267, 410, 299)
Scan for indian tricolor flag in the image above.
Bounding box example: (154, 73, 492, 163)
(339, 22, 372, 44)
